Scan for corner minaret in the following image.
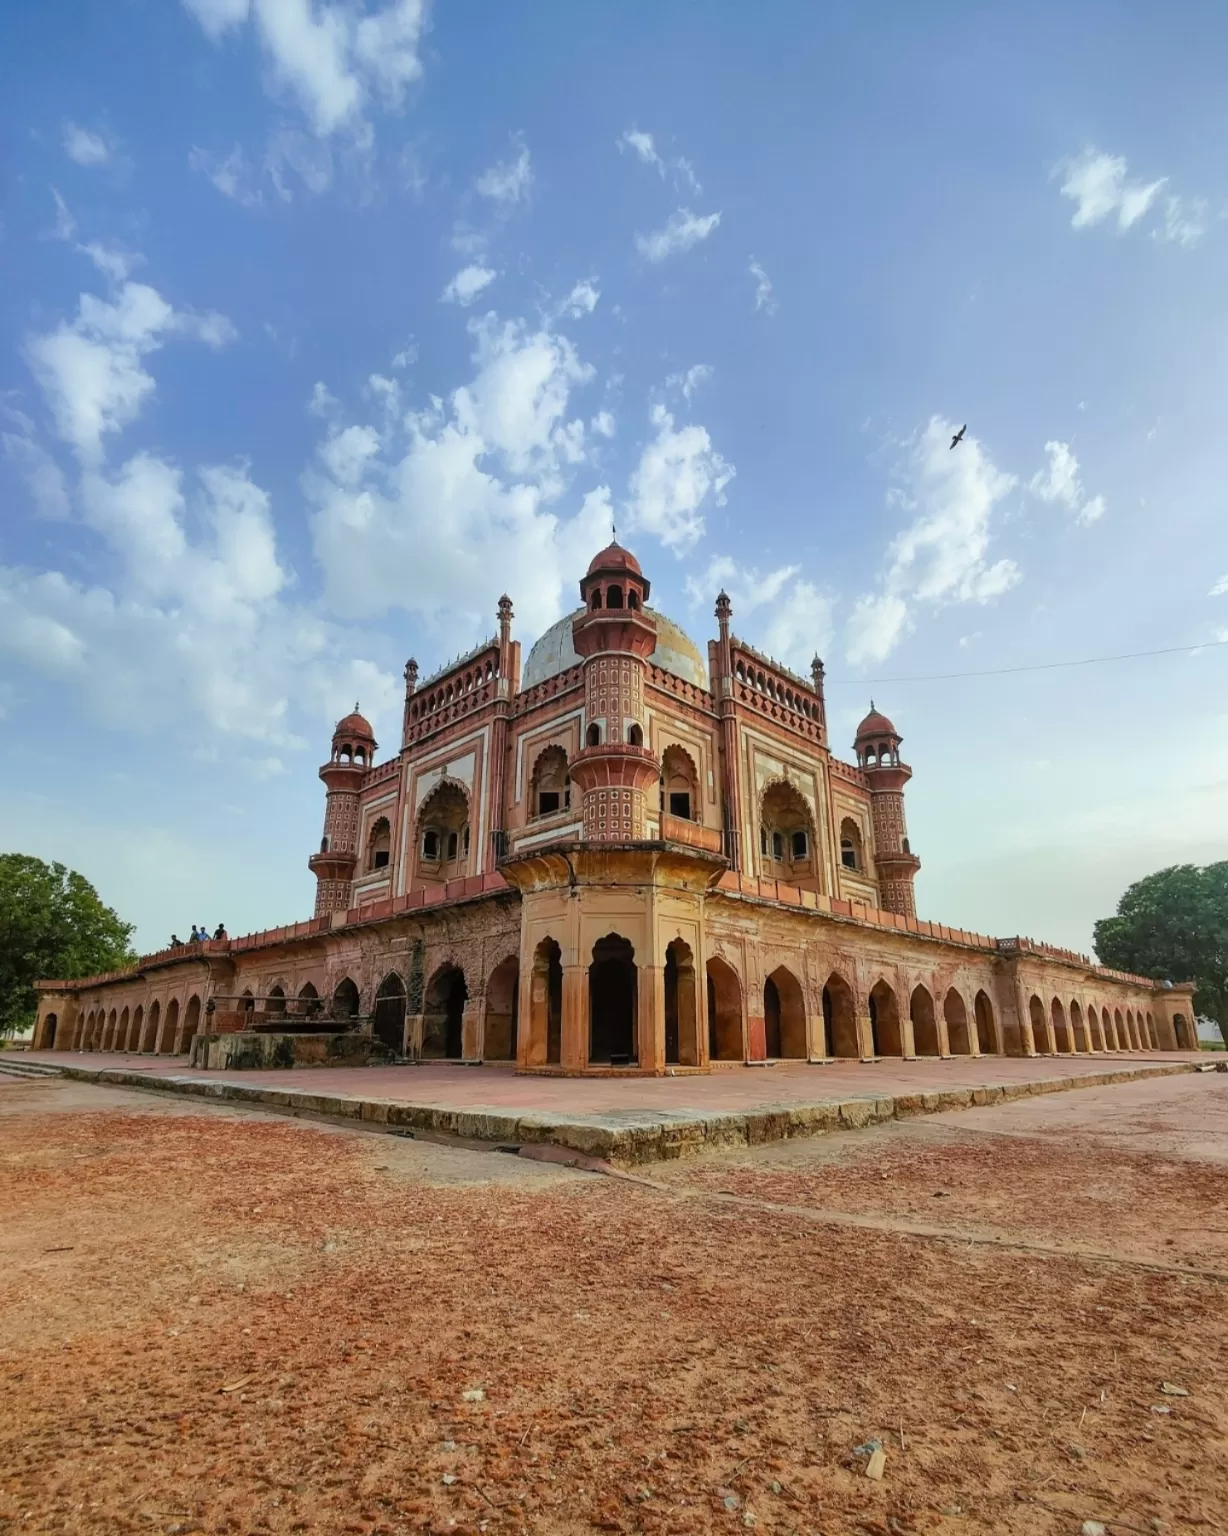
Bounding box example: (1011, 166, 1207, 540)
(308, 706, 376, 917)
(854, 702, 920, 918)
(567, 542, 660, 840)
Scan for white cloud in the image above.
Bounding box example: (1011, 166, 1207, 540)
(62, 122, 112, 167)
(625, 402, 733, 551)
(590, 410, 615, 439)
(79, 242, 141, 284)
(686, 556, 831, 671)
(2, 430, 71, 519)
(307, 380, 339, 416)
(182, 0, 428, 138)
(617, 128, 700, 192)
(1029, 439, 1106, 525)
(307, 311, 607, 646)
(1208, 574, 1228, 598)
(475, 137, 532, 204)
(1057, 148, 1166, 232)
(49, 188, 76, 242)
(266, 126, 335, 199)
(25, 281, 237, 463)
(441, 264, 497, 306)
(845, 417, 1020, 666)
(665, 364, 712, 403)
(749, 257, 776, 315)
(189, 144, 264, 207)
(1156, 195, 1207, 248)
(557, 278, 600, 319)
(635, 208, 721, 263)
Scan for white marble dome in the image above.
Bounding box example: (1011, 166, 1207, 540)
(521, 607, 709, 691)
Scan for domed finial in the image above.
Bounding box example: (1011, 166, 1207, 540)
(354, 700, 360, 713)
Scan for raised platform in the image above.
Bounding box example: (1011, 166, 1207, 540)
(10, 1050, 1204, 1165)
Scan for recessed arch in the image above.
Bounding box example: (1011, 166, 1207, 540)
(129, 1003, 144, 1052)
(366, 815, 391, 871)
(823, 970, 859, 1058)
(759, 779, 816, 887)
(416, 779, 471, 881)
(869, 979, 902, 1056)
(118, 1005, 130, 1053)
(1051, 997, 1071, 1053)
(944, 989, 971, 1055)
(332, 977, 360, 1020)
(266, 984, 286, 1015)
(530, 745, 570, 819)
(661, 744, 699, 823)
(665, 938, 699, 1066)
(839, 817, 864, 872)
(142, 1000, 160, 1053)
(589, 934, 637, 1064)
(706, 956, 743, 1061)
(1070, 1000, 1088, 1052)
(485, 954, 519, 1061)
(181, 996, 202, 1055)
(1028, 994, 1048, 1054)
(764, 965, 807, 1058)
(530, 937, 563, 1065)
(423, 965, 467, 1059)
(974, 989, 997, 1054)
(373, 973, 406, 1054)
(103, 1008, 118, 1051)
(910, 985, 940, 1056)
(159, 997, 180, 1055)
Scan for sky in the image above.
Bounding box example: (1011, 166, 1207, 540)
(3, 0, 1228, 957)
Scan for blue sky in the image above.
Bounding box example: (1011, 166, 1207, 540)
(3, 1, 1228, 956)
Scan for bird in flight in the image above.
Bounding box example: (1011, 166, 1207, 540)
(949, 424, 967, 450)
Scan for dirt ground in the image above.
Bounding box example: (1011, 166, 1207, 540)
(1, 1073, 1225, 1536)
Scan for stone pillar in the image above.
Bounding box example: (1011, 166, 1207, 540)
(937, 1014, 952, 1058)
(461, 1002, 483, 1062)
(561, 965, 588, 1070)
(807, 1012, 827, 1060)
(746, 1008, 768, 1061)
(640, 965, 665, 1073)
(857, 1012, 875, 1061)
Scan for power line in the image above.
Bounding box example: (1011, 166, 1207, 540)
(826, 636, 1228, 686)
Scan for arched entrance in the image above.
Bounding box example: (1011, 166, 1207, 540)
(1173, 1012, 1194, 1050)
(758, 781, 817, 889)
(142, 1001, 160, 1053)
(869, 980, 902, 1056)
(706, 956, 743, 1061)
(181, 996, 201, 1055)
(974, 990, 996, 1053)
(297, 982, 321, 1018)
(128, 1005, 143, 1051)
(944, 989, 971, 1054)
(823, 971, 859, 1058)
(1086, 1005, 1102, 1051)
(665, 939, 699, 1066)
(911, 985, 940, 1056)
(118, 1006, 130, 1052)
(44, 1013, 57, 1049)
(373, 973, 406, 1054)
(1029, 995, 1048, 1054)
(160, 998, 180, 1054)
(423, 966, 467, 1059)
(764, 966, 806, 1058)
(589, 935, 637, 1064)
(528, 938, 563, 1065)
(485, 956, 519, 1061)
(1070, 1001, 1088, 1052)
(1113, 1008, 1125, 1050)
(332, 978, 360, 1020)
(104, 1009, 117, 1051)
(1051, 998, 1070, 1052)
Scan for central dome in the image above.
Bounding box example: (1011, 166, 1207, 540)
(522, 607, 709, 691)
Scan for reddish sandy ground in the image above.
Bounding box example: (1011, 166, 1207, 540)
(1, 1072, 1226, 1536)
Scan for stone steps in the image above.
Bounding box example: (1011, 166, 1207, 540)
(0, 1056, 64, 1080)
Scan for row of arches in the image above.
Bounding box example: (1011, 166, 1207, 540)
(1025, 995, 1182, 1052)
(408, 656, 500, 720)
(733, 660, 821, 721)
(67, 995, 202, 1057)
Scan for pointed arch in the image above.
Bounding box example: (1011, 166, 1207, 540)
(129, 1004, 144, 1052)
(869, 979, 902, 1056)
(758, 778, 817, 886)
(373, 973, 406, 1054)
(1051, 997, 1071, 1053)
(485, 955, 520, 1061)
(764, 965, 806, 1058)
(974, 990, 996, 1054)
(706, 956, 743, 1061)
(1070, 1000, 1088, 1052)
(823, 971, 859, 1058)
(181, 996, 202, 1054)
(529, 745, 570, 819)
(332, 977, 360, 1020)
(665, 938, 699, 1065)
(159, 997, 180, 1055)
(661, 744, 699, 823)
(530, 937, 563, 1065)
(1029, 995, 1048, 1054)
(910, 985, 940, 1056)
(423, 964, 467, 1058)
(142, 1000, 160, 1053)
(118, 1006, 130, 1053)
(590, 934, 637, 1063)
(944, 989, 971, 1054)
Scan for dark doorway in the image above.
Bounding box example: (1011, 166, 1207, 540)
(589, 935, 637, 1063)
(333, 977, 360, 1020)
(664, 939, 698, 1065)
(424, 966, 467, 1058)
(764, 976, 782, 1058)
(44, 1013, 57, 1048)
(373, 973, 406, 1053)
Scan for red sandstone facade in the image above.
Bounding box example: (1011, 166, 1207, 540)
(33, 544, 1198, 1069)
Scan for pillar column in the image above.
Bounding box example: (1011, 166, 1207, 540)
(461, 1002, 483, 1062)
(937, 1014, 952, 1058)
(807, 1012, 828, 1060)
(561, 965, 588, 1070)
(639, 964, 665, 1072)
(857, 1012, 875, 1061)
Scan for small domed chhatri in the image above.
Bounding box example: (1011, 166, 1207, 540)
(33, 538, 1198, 1068)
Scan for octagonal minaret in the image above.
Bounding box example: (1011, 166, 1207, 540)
(566, 542, 660, 841)
(855, 703, 920, 918)
(308, 707, 375, 917)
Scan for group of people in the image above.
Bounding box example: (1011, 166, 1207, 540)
(168, 923, 227, 947)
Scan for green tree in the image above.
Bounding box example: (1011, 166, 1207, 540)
(1093, 862, 1228, 1045)
(0, 855, 136, 1036)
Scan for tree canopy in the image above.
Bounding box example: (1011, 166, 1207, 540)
(1093, 862, 1228, 1044)
(0, 855, 136, 1036)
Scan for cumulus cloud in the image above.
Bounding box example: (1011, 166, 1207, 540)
(25, 280, 237, 463)
(845, 418, 1020, 666)
(686, 556, 831, 671)
(1029, 440, 1106, 525)
(306, 311, 611, 645)
(749, 257, 776, 314)
(1, 425, 71, 519)
(475, 137, 532, 204)
(441, 264, 497, 306)
(62, 121, 112, 167)
(1057, 148, 1166, 233)
(665, 364, 712, 403)
(79, 242, 141, 284)
(181, 0, 429, 137)
(625, 403, 733, 551)
(635, 208, 721, 262)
